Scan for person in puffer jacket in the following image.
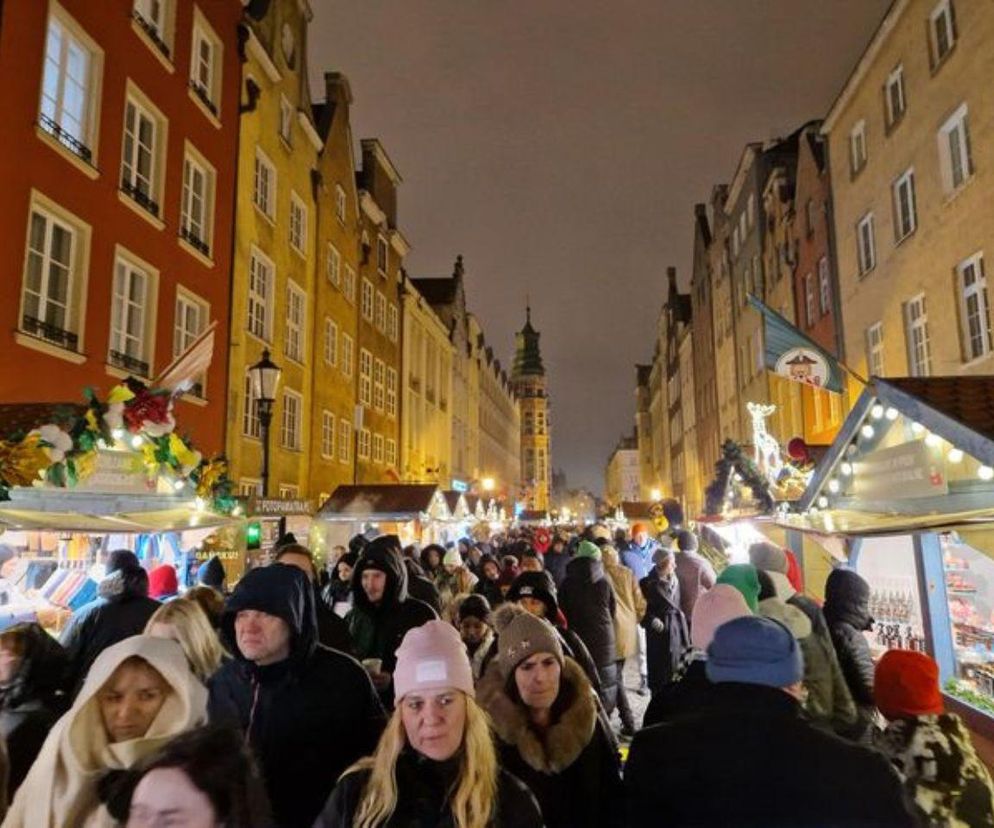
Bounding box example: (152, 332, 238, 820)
(874, 649, 994, 827)
(824, 567, 877, 739)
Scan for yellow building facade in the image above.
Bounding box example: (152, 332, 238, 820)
(512, 307, 550, 511)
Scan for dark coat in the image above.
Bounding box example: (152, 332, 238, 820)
(823, 569, 876, 734)
(626, 682, 917, 827)
(0, 623, 68, 799)
(314, 585, 354, 656)
(315, 749, 544, 828)
(478, 658, 623, 828)
(543, 548, 571, 588)
(59, 566, 160, 696)
(196, 555, 226, 590)
(403, 558, 442, 614)
(209, 565, 386, 828)
(639, 572, 690, 693)
(674, 549, 716, 621)
(641, 656, 712, 728)
(473, 576, 504, 608)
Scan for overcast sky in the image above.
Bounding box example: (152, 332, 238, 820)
(308, 0, 891, 495)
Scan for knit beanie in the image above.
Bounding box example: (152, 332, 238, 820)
(442, 548, 463, 568)
(675, 530, 698, 553)
(458, 594, 492, 624)
(394, 620, 475, 701)
(574, 540, 602, 561)
(630, 522, 649, 537)
(691, 584, 752, 651)
(652, 547, 676, 567)
(706, 615, 803, 688)
(148, 564, 178, 599)
(587, 524, 612, 543)
(497, 611, 564, 676)
(749, 541, 789, 575)
(508, 571, 559, 618)
(716, 564, 761, 612)
(874, 649, 943, 720)
(107, 549, 141, 575)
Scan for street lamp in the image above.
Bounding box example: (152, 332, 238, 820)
(247, 349, 282, 497)
(481, 476, 496, 492)
(650, 487, 662, 502)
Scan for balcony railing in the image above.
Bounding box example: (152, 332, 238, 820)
(189, 81, 218, 117)
(22, 314, 78, 351)
(121, 177, 160, 218)
(109, 349, 150, 377)
(180, 225, 210, 257)
(133, 10, 170, 58)
(38, 113, 93, 164)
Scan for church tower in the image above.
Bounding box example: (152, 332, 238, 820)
(511, 305, 551, 511)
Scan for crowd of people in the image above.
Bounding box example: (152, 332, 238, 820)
(0, 511, 990, 826)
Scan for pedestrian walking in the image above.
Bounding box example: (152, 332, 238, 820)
(473, 554, 505, 607)
(824, 567, 877, 738)
(542, 535, 571, 588)
(639, 548, 689, 693)
(715, 562, 761, 611)
(600, 542, 646, 735)
(672, 529, 716, 622)
(622, 522, 658, 693)
(316, 621, 543, 828)
(323, 550, 358, 615)
(144, 598, 226, 684)
(184, 584, 225, 629)
(456, 594, 498, 682)
(275, 543, 355, 655)
(420, 544, 445, 581)
(437, 548, 479, 611)
(402, 555, 443, 615)
(196, 555, 226, 592)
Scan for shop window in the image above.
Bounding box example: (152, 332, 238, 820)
(853, 536, 927, 658)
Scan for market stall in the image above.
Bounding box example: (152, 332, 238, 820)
(245, 495, 316, 568)
(315, 484, 451, 549)
(440, 490, 473, 546)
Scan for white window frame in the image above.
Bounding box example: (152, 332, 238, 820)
(884, 65, 906, 127)
(373, 358, 385, 411)
(279, 95, 293, 145)
(242, 374, 260, 438)
(938, 103, 973, 193)
(386, 367, 397, 417)
(374, 291, 386, 332)
(372, 433, 384, 464)
(109, 249, 157, 377)
(321, 410, 335, 459)
(866, 322, 885, 377)
(930, 0, 957, 65)
(857, 212, 876, 276)
(804, 273, 815, 327)
(904, 293, 932, 377)
(342, 334, 354, 377)
(189, 6, 222, 117)
(344, 265, 356, 304)
(238, 477, 262, 496)
(849, 120, 867, 175)
(278, 484, 299, 499)
(133, 0, 171, 52)
(361, 278, 374, 321)
(358, 427, 371, 460)
(387, 304, 399, 342)
(385, 438, 397, 466)
(376, 235, 389, 276)
(958, 253, 992, 361)
(818, 256, 831, 315)
(338, 419, 351, 463)
(892, 168, 917, 242)
(180, 142, 216, 257)
(284, 280, 305, 363)
(173, 286, 208, 396)
(121, 83, 167, 217)
(247, 247, 274, 342)
(746, 194, 755, 230)
(253, 147, 276, 220)
(280, 389, 303, 450)
(323, 317, 338, 366)
(326, 243, 341, 287)
(289, 191, 307, 255)
(359, 348, 373, 405)
(335, 184, 346, 223)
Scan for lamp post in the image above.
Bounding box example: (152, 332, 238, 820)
(248, 349, 282, 497)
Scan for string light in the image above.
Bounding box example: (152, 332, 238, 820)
(911, 422, 925, 435)
(885, 407, 899, 421)
(130, 435, 143, 449)
(840, 462, 853, 476)
(948, 448, 964, 463)
(979, 466, 994, 481)
(817, 497, 828, 509)
(871, 404, 884, 420)
(828, 479, 840, 493)
(925, 433, 942, 448)
(861, 424, 875, 439)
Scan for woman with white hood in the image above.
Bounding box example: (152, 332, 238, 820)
(3, 635, 207, 827)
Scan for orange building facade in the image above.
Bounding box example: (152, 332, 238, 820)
(0, 0, 243, 454)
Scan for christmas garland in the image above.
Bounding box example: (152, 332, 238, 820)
(0, 377, 236, 514)
(704, 439, 775, 516)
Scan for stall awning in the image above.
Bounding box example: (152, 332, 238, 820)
(778, 506, 994, 537)
(316, 484, 450, 523)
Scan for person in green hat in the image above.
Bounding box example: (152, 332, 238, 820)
(716, 563, 761, 612)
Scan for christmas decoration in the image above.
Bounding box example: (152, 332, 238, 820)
(704, 439, 775, 517)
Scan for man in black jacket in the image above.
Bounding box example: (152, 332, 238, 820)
(208, 564, 385, 827)
(60, 549, 159, 696)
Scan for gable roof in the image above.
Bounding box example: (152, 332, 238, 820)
(316, 484, 446, 521)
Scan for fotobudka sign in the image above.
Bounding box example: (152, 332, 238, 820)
(852, 439, 947, 501)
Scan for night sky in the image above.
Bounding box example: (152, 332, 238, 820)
(308, 1, 891, 495)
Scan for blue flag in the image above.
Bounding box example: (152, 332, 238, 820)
(747, 295, 844, 393)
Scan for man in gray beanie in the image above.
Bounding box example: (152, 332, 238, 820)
(626, 616, 916, 826)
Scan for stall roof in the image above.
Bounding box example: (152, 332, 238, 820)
(518, 510, 549, 523)
(0, 402, 86, 438)
(618, 501, 655, 520)
(441, 490, 470, 519)
(316, 484, 448, 522)
(778, 506, 994, 537)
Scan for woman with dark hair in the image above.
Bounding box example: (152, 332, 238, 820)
(122, 725, 271, 827)
(420, 544, 445, 581)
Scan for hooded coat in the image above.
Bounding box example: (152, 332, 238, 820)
(403, 558, 442, 614)
(478, 658, 622, 828)
(621, 538, 658, 582)
(0, 624, 69, 799)
(196, 556, 226, 591)
(4, 636, 206, 827)
(639, 571, 690, 692)
(543, 545, 571, 589)
(674, 548, 717, 622)
(60, 566, 161, 697)
(208, 565, 386, 827)
(823, 568, 876, 734)
(601, 546, 646, 660)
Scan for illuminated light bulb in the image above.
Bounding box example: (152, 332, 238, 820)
(130, 435, 143, 449)
(979, 465, 994, 481)
(871, 404, 884, 420)
(861, 424, 875, 439)
(828, 479, 840, 493)
(840, 462, 853, 476)
(847, 444, 859, 458)
(173, 479, 185, 491)
(195, 497, 206, 512)
(885, 407, 899, 421)
(948, 448, 964, 463)
(925, 433, 942, 448)
(97, 439, 108, 450)
(911, 422, 925, 435)
(112, 429, 125, 441)
(232, 504, 244, 517)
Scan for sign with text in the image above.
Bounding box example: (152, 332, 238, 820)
(249, 497, 314, 517)
(852, 439, 948, 501)
(74, 450, 153, 495)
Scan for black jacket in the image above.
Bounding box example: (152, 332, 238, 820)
(59, 566, 160, 696)
(209, 565, 386, 828)
(315, 749, 543, 828)
(626, 682, 917, 827)
(314, 584, 354, 656)
(823, 568, 876, 733)
(0, 623, 68, 799)
(641, 656, 712, 728)
(559, 557, 617, 669)
(474, 576, 504, 608)
(639, 572, 690, 692)
(543, 548, 571, 588)
(403, 558, 442, 614)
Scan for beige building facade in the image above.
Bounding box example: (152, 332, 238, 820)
(605, 434, 640, 506)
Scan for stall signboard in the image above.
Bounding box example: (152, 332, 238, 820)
(74, 450, 153, 495)
(853, 439, 948, 501)
(249, 497, 314, 517)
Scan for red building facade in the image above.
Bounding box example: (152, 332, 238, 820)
(0, 0, 242, 453)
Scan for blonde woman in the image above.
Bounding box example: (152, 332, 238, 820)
(315, 621, 542, 828)
(144, 599, 226, 684)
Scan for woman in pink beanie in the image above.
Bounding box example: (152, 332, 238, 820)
(642, 584, 751, 727)
(315, 620, 542, 828)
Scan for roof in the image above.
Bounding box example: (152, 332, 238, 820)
(619, 501, 655, 519)
(0, 403, 86, 439)
(410, 277, 459, 307)
(883, 376, 994, 443)
(517, 510, 549, 522)
(441, 490, 469, 516)
(512, 307, 545, 379)
(316, 484, 444, 521)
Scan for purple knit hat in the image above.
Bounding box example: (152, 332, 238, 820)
(691, 584, 752, 651)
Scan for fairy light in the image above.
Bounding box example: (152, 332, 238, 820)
(861, 424, 875, 439)
(948, 448, 964, 463)
(885, 407, 899, 421)
(130, 435, 143, 449)
(979, 465, 994, 481)
(871, 404, 884, 420)
(925, 433, 942, 448)
(112, 428, 125, 441)
(911, 422, 925, 435)
(817, 496, 828, 509)
(840, 462, 853, 476)
(828, 479, 841, 493)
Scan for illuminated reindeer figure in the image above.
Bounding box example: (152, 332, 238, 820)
(747, 401, 783, 485)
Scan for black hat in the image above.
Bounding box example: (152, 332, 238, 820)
(507, 570, 559, 619)
(458, 594, 492, 624)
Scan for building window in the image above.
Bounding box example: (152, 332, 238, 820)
(359, 348, 372, 405)
(342, 334, 354, 377)
(321, 410, 335, 459)
(361, 278, 374, 321)
(20, 199, 87, 353)
(278, 95, 293, 145)
(804, 273, 815, 327)
(189, 8, 221, 116)
(174, 289, 207, 395)
(377, 236, 388, 275)
(374, 291, 386, 332)
(958, 253, 991, 361)
(387, 305, 398, 342)
(358, 427, 371, 460)
(386, 367, 397, 417)
(335, 184, 346, 223)
(892, 168, 917, 242)
(121, 88, 165, 217)
(344, 265, 356, 304)
(338, 419, 351, 463)
(930, 0, 957, 66)
(884, 65, 906, 127)
(385, 438, 397, 466)
(133, 0, 171, 55)
(247, 248, 274, 341)
(109, 255, 153, 377)
(849, 120, 867, 175)
(180, 146, 215, 256)
(804, 199, 816, 237)
(904, 293, 931, 377)
(41, 7, 103, 166)
(746, 195, 755, 231)
(238, 478, 261, 496)
(278, 484, 299, 498)
(866, 322, 885, 376)
(323, 318, 338, 366)
(739, 211, 747, 242)
(242, 375, 260, 438)
(938, 103, 973, 193)
(818, 256, 831, 315)
(281, 390, 302, 450)
(327, 244, 341, 287)
(289, 192, 307, 255)
(284, 281, 305, 362)
(253, 148, 276, 219)
(857, 212, 876, 276)
(373, 358, 385, 411)
(372, 433, 384, 464)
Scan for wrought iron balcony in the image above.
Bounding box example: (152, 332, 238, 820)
(109, 349, 150, 377)
(180, 225, 210, 257)
(22, 314, 78, 351)
(132, 10, 170, 58)
(121, 177, 160, 218)
(189, 381, 204, 399)
(38, 113, 93, 164)
(189, 81, 218, 117)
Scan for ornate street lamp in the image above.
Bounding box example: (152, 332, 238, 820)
(247, 349, 282, 497)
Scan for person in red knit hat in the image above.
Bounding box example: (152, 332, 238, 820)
(874, 649, 994, 826)
(148, 564, 179, 601)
